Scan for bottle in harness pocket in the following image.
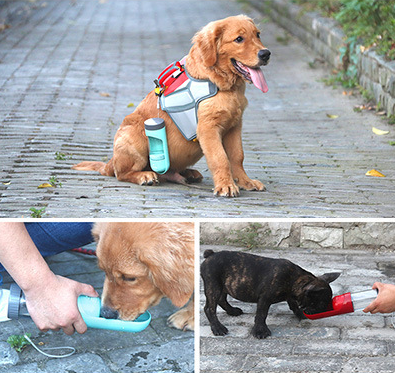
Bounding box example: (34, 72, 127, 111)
(155, 57, 218, 141)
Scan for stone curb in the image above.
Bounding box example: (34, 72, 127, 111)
(200, 222, 395, 251)
(248, 0, 395, 116)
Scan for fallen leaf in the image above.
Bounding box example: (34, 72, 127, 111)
(2, 181, 11, 185)
(0, 23, 11, 32)
(100, 92, 110, 97)
(37, 183, 55, 188)
(127, 102, 135, 108)
(366, 169, 385, 177)
(376, 111, 386, 116)
(372, 127, 389, 135)
(326, 114, 339, 119)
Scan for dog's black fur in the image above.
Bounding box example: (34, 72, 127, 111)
(201, 250, 340, 339)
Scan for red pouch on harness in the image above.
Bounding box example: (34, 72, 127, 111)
(156, 59, 188, 96)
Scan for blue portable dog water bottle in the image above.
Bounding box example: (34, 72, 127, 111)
(77, 296, 151, 332)
(144, 118, 170, 174)
(0, 284, 151, 333)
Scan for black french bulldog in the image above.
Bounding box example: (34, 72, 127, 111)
(201, 250, 340, 339)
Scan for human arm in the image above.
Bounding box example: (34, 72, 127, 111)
(0, 223, 98, 335)
(363, 282, 395, 314)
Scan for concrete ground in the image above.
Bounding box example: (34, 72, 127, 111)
(200, 244, 395, 373)
(1, 0, 395, 218)
(0, 244, 194, 373)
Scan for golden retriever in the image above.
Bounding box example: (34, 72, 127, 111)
(92, 222, 194, 331)
(73, 15, 270, 197)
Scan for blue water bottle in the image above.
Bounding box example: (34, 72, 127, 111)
(1, 284, 151, 333)
(144, 118, 170, 174)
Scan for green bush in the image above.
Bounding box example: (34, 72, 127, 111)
(335, 0, 395, 60)
(294, 0, 395, 60)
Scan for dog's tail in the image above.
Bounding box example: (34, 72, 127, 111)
(203, 249, 215, 258)
(72, 159, 115, 177)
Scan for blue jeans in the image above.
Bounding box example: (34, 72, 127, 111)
(0, 223, 94, 273)
(25, 222, 94, 257)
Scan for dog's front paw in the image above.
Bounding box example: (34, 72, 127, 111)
(168, 308, 194, 331)
(252, 325, 271, 339)
(136, 171, 159, 186)
(211, 323, 229, 336)
(213, 182, 240, 197)
(237, 178, 266, 191)
(180, 168, 203, 183)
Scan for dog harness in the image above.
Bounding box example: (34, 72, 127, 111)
(154, 56, 218, 141)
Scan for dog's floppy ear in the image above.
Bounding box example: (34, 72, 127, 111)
(91, 222, 102, 242)
(318, 272, 341, 284)
(138, 223, 194, 308)
(192, 21, 223, 67)
(140, 249, 194, 308)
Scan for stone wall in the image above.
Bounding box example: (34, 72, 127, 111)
(249, 0, 395, 116)
(200, 222, 395, 251)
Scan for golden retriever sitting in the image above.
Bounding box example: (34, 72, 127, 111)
(73, 15, 270, 197)
(92, 222, 194, 331)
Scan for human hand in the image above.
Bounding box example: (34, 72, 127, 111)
(363, 282, 395, 314)
(24, 273, 98, 335)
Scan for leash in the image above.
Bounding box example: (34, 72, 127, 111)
(71, 248, 96, 256)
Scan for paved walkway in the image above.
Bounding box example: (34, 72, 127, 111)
(200, 244, 395, 373)
(0, 245, 193, 373)
(1, 0, 395, 218)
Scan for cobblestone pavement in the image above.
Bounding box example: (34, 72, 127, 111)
(200, 244, 395, 373)
(0, 246, 194, 373)
(1, 0, 394, 218)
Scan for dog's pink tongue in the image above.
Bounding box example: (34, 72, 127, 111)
(248, 66, 268, 93)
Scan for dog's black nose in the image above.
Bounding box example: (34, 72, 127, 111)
(258, 49, 271, 63)
(100, 306, 119, 319)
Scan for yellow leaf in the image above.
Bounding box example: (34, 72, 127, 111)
(366, 169, 385, 177)
(372, 127, 389, 135)
(127, 102, 135, 108)
(38, 183, 55, 188)
(2, 181, 11, 185)
(326, 114, 339, 119)
(100, 92, 110, 97)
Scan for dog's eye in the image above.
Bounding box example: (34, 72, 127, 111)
(122, 275, 137, 282)
(257, 32, 261, 39)
(234, 36, 244, 43)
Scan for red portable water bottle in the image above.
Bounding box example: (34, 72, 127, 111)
(304, 289, 378, 320)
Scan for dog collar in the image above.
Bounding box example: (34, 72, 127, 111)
(154, 57, 218, 141)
